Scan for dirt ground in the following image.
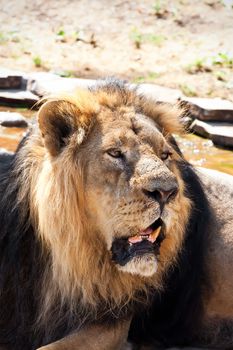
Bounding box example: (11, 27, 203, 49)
(0, 0, 233, 100)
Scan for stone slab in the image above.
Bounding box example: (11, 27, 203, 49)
(191, 119, 233, 148)
(182, 97, 233, 122)
(27, 73, 183, 104)
(0, 112, 28, 127)
(136, 83, 183, 104)
(0, 68, 28, 90)
(0, 148, 14, 156)
(0, 75, 22, 89)
(27, 73, 96, 97)
(0, 90, 39, 108)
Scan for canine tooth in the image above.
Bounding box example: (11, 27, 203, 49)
(149, 226, 162, 243)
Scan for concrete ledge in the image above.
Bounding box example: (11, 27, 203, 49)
(191, 119, 233, 148)
(0, 90, 39, 108)
(182, 97, 233, 122)
(0, 112, 28, 128)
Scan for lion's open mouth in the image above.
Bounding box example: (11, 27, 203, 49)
(111, 218, 164, 267)
(128, 218, 162, 245)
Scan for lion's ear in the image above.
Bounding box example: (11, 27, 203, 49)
(38, 100, 85, 157)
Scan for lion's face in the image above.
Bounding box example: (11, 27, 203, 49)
(84, 108, 181, 277)
(37, 84, 190, 283)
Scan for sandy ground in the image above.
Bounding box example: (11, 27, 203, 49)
(0, 0, 233, 100)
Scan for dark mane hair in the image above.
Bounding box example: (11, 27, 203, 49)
(129, 160, 212, 347)
(0, 149, 42, 350)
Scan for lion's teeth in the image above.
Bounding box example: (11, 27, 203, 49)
(141, 235, 149, 240)
(128, 235, 142, 244)
(128, 227, 162, 245)
(148, 226, 162, 243)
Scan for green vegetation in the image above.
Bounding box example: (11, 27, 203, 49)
(57, 28, 66, 37)
(186, 52, 233, 74)
(152, 1, 179, 19)
(153, 0, 169, 18)
(55, 70, 76, 78)
(33, 56, 42, 68)
(212, 52, 233, 68)
(153, 0, 162, 14)
(179, 84, 198, 97)
(15, 108, 28, 112)
(130, 28, 143, 49)
(133, 72, 161, 83)
(56, 28, 68, 43)
(0, 32, 7, 44)
(144, 33, 165, 45)
(0, 31, 22, 45)
(214, 70, 227, 81)
(153, 0, 164, 17)
(72, 30, 81, 41)
(8, 31, 21, 43)
(130, 28, 165, 49)
(186, 58, 212, 74)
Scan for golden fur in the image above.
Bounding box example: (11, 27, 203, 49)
(14, 84, 192, 320)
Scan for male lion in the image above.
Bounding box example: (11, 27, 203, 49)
(0, 79, 233, 350)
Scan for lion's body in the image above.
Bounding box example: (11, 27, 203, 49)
(0, 80, 233, 350)
(197, 169, 233, 347)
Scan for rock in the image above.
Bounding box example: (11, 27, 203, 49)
(0, 149, 15, 167)
(0, 112, 28, 127)
(136, 83, 183, 104)
(27, 72, 183, 104)
(0, 90, 39, 108)
(0, 148, 14, 155)
(181, 97, 233, 122)
(0, 75, 22, 89)
(191, 119, 233, 148)
(0, 68, 28, 90)
(0, 148, 14, 163)
(27, 73, 96, 97)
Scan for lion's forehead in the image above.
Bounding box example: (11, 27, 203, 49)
(98, 110, 165, 152)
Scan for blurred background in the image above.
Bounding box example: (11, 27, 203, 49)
(0, 0, 233, 173)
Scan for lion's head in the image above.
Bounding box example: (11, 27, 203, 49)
(19, 80, 191, 308)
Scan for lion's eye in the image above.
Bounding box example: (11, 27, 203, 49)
(161, 151, 172, 161)
(107, 149, 123, 158)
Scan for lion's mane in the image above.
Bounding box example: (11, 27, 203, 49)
(0, 79, 211, 350)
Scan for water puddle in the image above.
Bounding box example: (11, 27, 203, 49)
(0, 106, 34, 152)
(176, 134, 233, 176)
(0, 127, 26, 152)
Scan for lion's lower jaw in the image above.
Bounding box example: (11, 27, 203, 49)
(117, 254, 158, 277)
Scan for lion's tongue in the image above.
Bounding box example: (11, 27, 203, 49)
(128, 226, 161, 244)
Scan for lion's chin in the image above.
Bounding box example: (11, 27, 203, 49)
(117, 254, 158, 277)
(111, 219, 165, 277)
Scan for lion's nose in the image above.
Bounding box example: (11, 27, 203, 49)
(143, 184, 178, 205)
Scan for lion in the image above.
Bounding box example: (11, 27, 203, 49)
(0, 79, 233, 350)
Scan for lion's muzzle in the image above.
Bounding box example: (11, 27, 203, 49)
(143, 185, 178, 206)
(111, 218, 165, 267)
